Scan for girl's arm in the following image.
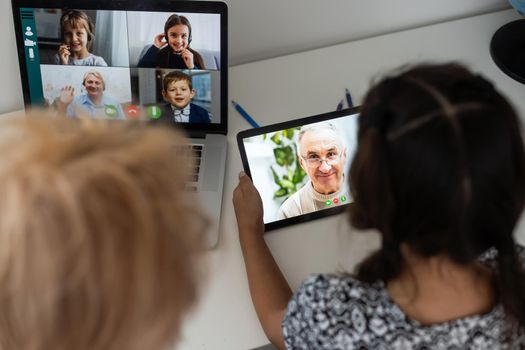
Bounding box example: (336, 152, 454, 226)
(137, 45, 159, 68)
(233, 172, 292, 350)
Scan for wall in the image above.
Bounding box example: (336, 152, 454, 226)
(2, 0, 24, 114)
(1, 0, 511, 114)
(224, 0, 510, 65)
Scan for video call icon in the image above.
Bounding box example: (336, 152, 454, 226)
(126, 105, 140, 119)
(104, 105, 118, 118)
(147, 106, 162, 120)
(24, 37, 36, 60)
(325, 196, 347, 207)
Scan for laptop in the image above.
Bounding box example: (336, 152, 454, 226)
(11, 0, 228, 248)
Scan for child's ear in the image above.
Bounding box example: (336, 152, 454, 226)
(161, 90, 167, 100)
(190, 89, 196, 99)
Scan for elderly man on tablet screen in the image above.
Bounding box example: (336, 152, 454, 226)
(277, 122, 350, 219)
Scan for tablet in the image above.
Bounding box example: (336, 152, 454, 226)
(237, 107, 360, 231)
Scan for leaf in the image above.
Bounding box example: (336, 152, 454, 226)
(263, 133, 267, 140)
(280, 179, 295, 190)
(274, 188, 288, 198)
(293, 157, 306, 183)
(293, 168, 306, 183)
(274, 147, 287, 166)
(271, 133, 281, 145)
(274, 145, 295, 166)
(285, 128, 295, 140)
(282, 145, 295, 166)
(270, 166, 280, 184)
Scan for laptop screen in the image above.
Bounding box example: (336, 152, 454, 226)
(12, 1, 227, 134)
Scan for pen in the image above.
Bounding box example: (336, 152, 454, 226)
(231, 100, 260, 128)
(336, 99, 344, 111)
(345, 88, 354, 108)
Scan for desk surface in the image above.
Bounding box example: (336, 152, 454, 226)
(177, 9, 525, 350)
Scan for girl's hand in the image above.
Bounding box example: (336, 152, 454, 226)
(153, 33, 166, 48)
(181, 49, 195, 69)
(233, 171, 264, 236)
(58, 44, 70, 65)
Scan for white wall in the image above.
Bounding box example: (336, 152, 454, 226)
(1, 0, 24, 114)
(1, 0, 511, 114)
(225, 0, 510, 65)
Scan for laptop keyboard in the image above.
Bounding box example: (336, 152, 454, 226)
(175, 144, 204, 192)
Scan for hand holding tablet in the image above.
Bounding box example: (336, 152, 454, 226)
(237, 107, 360, 231)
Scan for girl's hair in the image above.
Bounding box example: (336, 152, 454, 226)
(163, 14, 206, 69)
(60, 10, 96, 51)
(349, 63, 525, 325)
(0, 114, 207, 349)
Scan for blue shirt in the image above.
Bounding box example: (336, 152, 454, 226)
(66, 93, 125, 120)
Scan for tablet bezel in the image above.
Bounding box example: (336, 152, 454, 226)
(237, 106, 360, 231)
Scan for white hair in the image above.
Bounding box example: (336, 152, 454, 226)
(297, 121, 346, 155)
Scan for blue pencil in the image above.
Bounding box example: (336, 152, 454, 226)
(345, 88, 354, 108)
(231, 100, 260, 128)
(336, 99, 344, 111)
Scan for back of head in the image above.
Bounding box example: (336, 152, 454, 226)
(350, 63, 525, 325)
(0, 114, 206, 350)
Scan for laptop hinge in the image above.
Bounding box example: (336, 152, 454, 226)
(186, 130, 207, 139)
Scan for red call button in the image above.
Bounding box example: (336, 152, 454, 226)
(333, 198, 339, 204)
(126, 105, 140, 119)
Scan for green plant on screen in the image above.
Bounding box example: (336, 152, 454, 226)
(266, 127, 307, 200)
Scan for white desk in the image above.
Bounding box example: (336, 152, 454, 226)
(177, 9, 525, 350)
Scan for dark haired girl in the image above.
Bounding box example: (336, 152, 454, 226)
(233, 63, 525, 349)
(138, 14, 205, 69)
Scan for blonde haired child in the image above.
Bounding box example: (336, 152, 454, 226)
(0, 114, 206, 349)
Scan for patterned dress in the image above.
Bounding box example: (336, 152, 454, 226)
(283, 247, 525, 349)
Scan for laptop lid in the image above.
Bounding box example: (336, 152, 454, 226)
(11, 0, 228, 136)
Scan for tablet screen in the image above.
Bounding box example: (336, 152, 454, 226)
(237, 108, 359, 230)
